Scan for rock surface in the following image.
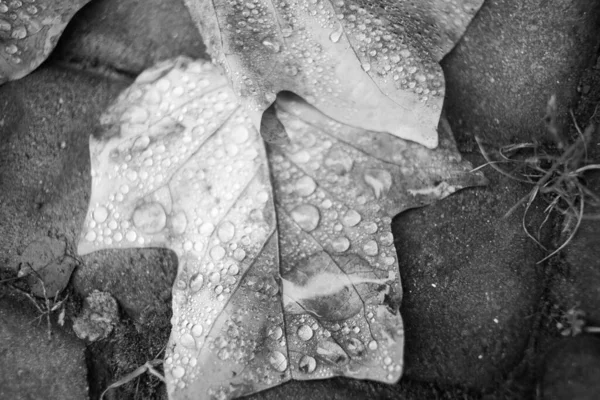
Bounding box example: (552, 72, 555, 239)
(0, 287, 89, 400)
(541, 335, 600, 400)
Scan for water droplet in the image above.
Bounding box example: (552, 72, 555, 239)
(132, 135, 150, 151)
(298, 355, 317, 373)
(316, 340, 349, 365)
(209, 272, 221, 284)
(26, 5, 37, 14)
(342, 210, 361, 227)
(297, 325, 314, 341)
(180, 333, 196, 349)
(228, 264, 240, 275)
(172, 365, 185, 379)
(262, 38, 281, 52)
(256, 191, 269, 203)
(233, 248, 246, 261)
(93, 206, 109, 223)
(331, 236, 350, 252)
(132, 202, 166, 234)
(346, 338, 365, 356)
(295, 176, 316, 197)
(324, 148, 353, 174)
(11, 25, 26, 39)
(191, 324, 203, 337)
(364, 169, 392, 199)
(0, 4, 7, 13)
(217, 221, 235, 242)
(199, 222, 215, 236)
(85, 230, 96, 242)
(383, 356, 392, 365)
(210, 246, 226, 261)
(4, 44, 17, 54)
(368, 340, 378, 350)
(171, 211, 188, 235)
(329, 25, 343, 43)
(363, 240, 379, 256)
(126, 230, 137, 242)
(190, 273, 204, 292)
(364, 221, 378, 233)
(269, 351, 288, 372)
(361, 63, 371, 72)
(269, 326, 283, 340)
(290, 204, 320, 232)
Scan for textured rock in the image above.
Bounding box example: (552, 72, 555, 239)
(53, 0, 207, 74)
(442, 0, 600, 148)
(541, 335, 600, 400)
(0, 287, 88, 400)
(0, 66, 127, 274)
(393, 154, 547, 389)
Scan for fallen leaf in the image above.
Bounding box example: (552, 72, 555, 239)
(78, 57, 485, 399)
(183, 0, 483, 148)
(0, 0, 90, 84)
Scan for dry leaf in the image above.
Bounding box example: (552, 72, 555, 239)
(0, 0, 90, 84)
(183, 0, 483, 148)
(78, 57, 485, 399)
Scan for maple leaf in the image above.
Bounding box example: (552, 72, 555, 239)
(183, 0, 483, 148)
(0, 0, 91, 85)
(78, 57, 486, 399)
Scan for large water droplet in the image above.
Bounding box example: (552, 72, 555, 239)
(295, 176, 316, 197)
(342, 210, 361, 227)
(331, 236, 350, 252)
(171, 211, 188, 235)
(290, 204, 320, 232)
(132, 202, 166, 233)
(93, 206, 109, 223)
(192, 324, 204, 337)
(217, 221, 235, 242)
(324, 148, 353, 174)
(329, 24, 343, 43)
(297, 325, 314, 341)
(189, 273, 204, 293)
(298, 355, 317, 373)
(363, 240, 379, 256)
(172, 365, 185, 379)
(180, 333, 196, 349)
(268, 326, 283, 340)
(269, 351, 288, 372)
(210, 245, 226, 260)
(364, 169, 392, 199)
(11, 25, 26, 39)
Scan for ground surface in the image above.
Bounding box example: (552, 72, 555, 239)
(1, 0, 600, 399)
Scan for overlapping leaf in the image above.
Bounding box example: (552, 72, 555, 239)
(78, 57, 486, 399)
(0, 0, 90, 84)
(183, 0, 483, 148)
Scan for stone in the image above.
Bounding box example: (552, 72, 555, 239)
(442, 0, 600, 149)
(0, 287, 88, 400)
(72, 290, 119, 342)
(541, 335, 600, 400)
(53, 0, 207, 74)
(393, 154, 547, 389)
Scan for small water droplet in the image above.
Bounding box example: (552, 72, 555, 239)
(191, 324, 203, 337)
(383, 356, 392, 365)
(298, 355, 317, 373)
(329, 25, 343, 43)
(233, 248, 246, 261)
(361, 63, 371, 72)
(209, 272, 221, 284)
(199, 222, 215, 236)
(269, 326, 283, 340)
(85, 230, 96, 242)
(126, 230, 137, 242)
(297, 325, 314, 341)
(290, 204, 320, 232)
(262, 38, 281, 53)
(210, 246, 226, 261)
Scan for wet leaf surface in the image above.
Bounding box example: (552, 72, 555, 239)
(78, 57, 486, 399)
(0, 0, 91, 84)
(183, 0, 483, 148)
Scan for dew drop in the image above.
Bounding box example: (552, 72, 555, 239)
(361, 63, 371, 72)
(210, 246, 226, 261)
(189, 273, 204, 292)
(342, 210, 361, 227)
(363, 240, 379, 256)
(171, 211, 188, 235)
(217, 221, 235, 242)
(85, 231, 96, 242)
(126, 230, 137, 242)
(231, 125, 249, 144)
(262, 39, 281, 53)
(199, 222, 215, 236)
(191, 324, 203, 337)
(233, 248, 246, 261)
(4, 44, 17, 54)
(295, 176, 316, 197)
(331, 236, 350, 252)
(269, 326, 283, 340)
(93, 206, 109, 223)
(298, 355, 317, 374)
(329, 25, 343, 43)
(297, 325, 314, 341)
(132, 202, 166, 233)
(180, 333, 196, 349)
(364, 222, 378, 234)
(269, 351, 288, 372)
(11, 25, 26, 39)
(172, 365, 185, 379)
(368, 340, 378, 350)
(290, 204, 320, 232)
(364, 169, 392, 199)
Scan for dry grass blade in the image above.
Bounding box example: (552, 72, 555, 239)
(100, 359, 165, 400)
